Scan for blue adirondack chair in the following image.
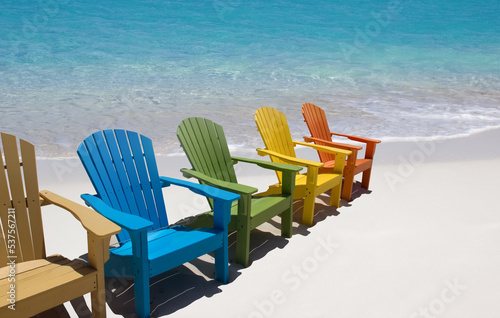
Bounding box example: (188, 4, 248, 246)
(77, 129, 240, 318)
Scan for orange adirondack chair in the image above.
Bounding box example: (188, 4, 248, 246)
(0, 133, 120, 318)
(302, 103, 381, 201)
(255, 107, 351, 226)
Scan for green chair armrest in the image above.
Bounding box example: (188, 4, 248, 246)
(180, 168, 257, 195)
(231, 156, 302, 173)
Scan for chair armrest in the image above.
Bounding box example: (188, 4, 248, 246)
(40, 190, 121, 238)
(80, 193, 153, 232)
(231, 156, 302, 173)
(303, 136, 363, 151)
(160, 176, 239, 231)
(293, 141, 351, 175)
(293, 141, 352, 156)
(179, 169, 257, 195)
(160, 176, 241, 202)
(330, 132, 381, 144)
(256, 148, 324, 168)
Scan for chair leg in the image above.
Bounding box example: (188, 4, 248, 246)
(236, 225, 251, 267)
(132, 231, 150, 318)
(90, 274, 107, 318)
(281, 202, 293, 238)
(302, 167, 319, 226)
(302, 193, 315, 226)
(134, 267, 150, 318)
(361, 168, 372, 189)
(214, 234, 229, 283)
(88, 234, 108, 318)
(330, 182, 342, 208)
(341, 172, 355, 202)
(280, 170, 295, 238)
(235, 195, 252, 267)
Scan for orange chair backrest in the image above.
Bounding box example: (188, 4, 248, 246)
(302, 103, 336, 163)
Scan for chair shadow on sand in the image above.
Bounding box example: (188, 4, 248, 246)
(39, 185, 365, 317)
(316, 180, 371, 208)
(61, 228, 291, 317)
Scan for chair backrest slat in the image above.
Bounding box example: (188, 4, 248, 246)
(0, 141, 12, 264)
(81, 135, 122, 209)
(121, 131, 161, 229)
(177, 118, 212, 179)
(92, 131, 132, 214)
(112, 130, 151, 223)
(302, 103, 335, 162)
(207, 119, 237, 182)
(3, 134, 34, 262)
(255, 107, 296, 157)
(177, 118, 237, 184)
(20, 139, 45, 260)
(78, 130, 168, 243)
(0, 133, 44, 263)
(255, 107, 296, 183)
(100, 130, 141, 218)
(78, 138, 136, 241)
(140, 133, 168, 228)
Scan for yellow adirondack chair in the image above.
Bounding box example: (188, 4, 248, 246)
(302, 103, 381, 201)
(255, 107, 351, 226)
(0, 133, 120, 318)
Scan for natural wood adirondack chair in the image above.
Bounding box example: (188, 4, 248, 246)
(0, 132, 120, 318)
(255, 107, 351, 226)
(177, 117, 302, 267)
(302, 103, 381, 201)
(77, 129, 239, 318)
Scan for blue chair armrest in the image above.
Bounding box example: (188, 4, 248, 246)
(159, 176, 240, 203)
(81, 194, 153, 232)
(159, 176, 240, 230)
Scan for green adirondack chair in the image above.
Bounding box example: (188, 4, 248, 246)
(177, 117, 302, 267)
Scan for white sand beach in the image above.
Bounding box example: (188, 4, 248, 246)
(36, 127, 500, 318)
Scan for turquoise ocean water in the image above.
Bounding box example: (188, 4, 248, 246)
(1, 0, 499, 157)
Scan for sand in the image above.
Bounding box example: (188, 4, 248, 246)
(35, 127, 500, 318)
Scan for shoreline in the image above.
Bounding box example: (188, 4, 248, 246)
(34, 124, 500, 161)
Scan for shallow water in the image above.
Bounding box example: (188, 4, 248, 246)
(1, 0, 499, 157)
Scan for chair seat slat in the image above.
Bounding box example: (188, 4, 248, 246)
(2, 133, 34, 261)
